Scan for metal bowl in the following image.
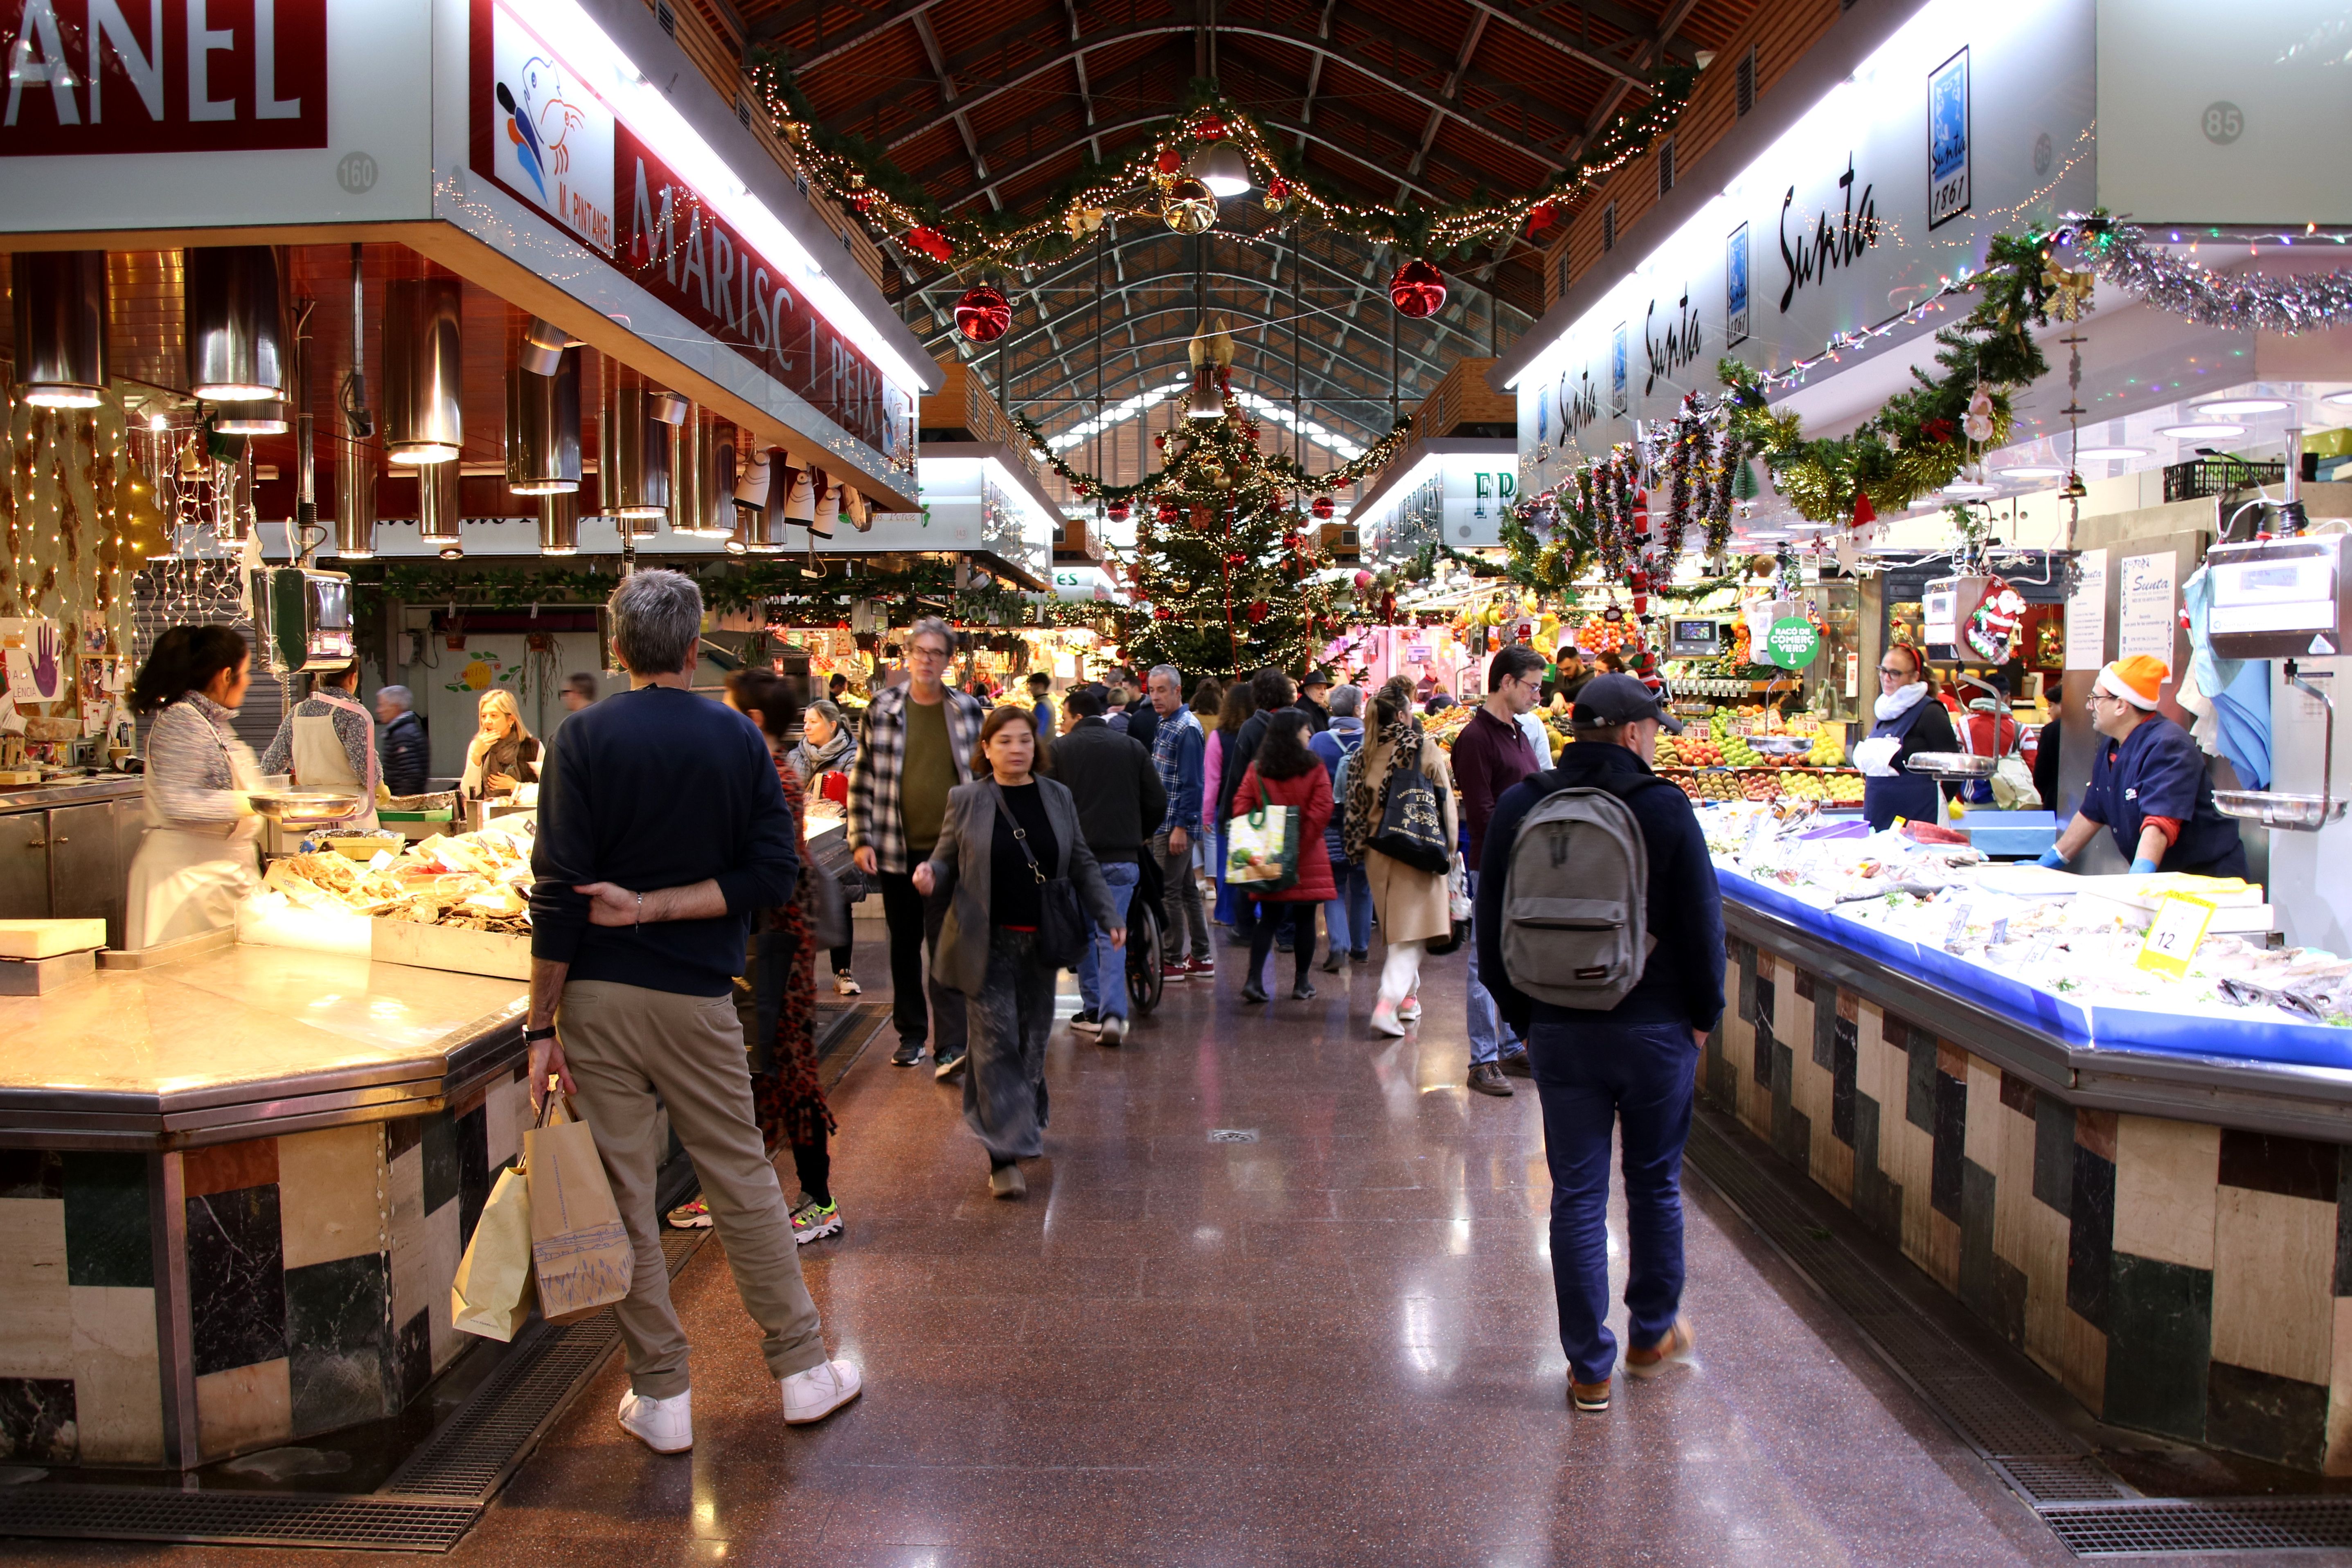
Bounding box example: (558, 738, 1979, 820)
(1749, 734, 1813, 758)
(2215, 790, 2350, 832)
(244, 789, 363, 824)
(1904, 752, 1997, 779)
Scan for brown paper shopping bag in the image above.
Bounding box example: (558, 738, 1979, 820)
(524, 1083, 634, 1323)
(450, 1162, 535, 1341)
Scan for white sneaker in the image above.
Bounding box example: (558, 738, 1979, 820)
(616, 1387, 692, 1453)
(781, 1358, 863, 1424)
(833, 973, 862, 996)
(1097, 1013, 1126, 1046)
(1398, 996, 1422, 1023)
(1370, 1003, 1406, 1039)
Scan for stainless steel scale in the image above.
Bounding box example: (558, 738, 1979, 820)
(2202, 527, 2349, 831)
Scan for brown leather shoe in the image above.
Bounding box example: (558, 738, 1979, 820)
(1569, 1377, 1611, 1412)
(1625, 1320, 1694, 1379)
(1468, 1062, 1513, 1097)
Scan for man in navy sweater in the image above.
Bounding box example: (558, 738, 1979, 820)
(1476, 674, 1726, 1415)
(528, 569, 860, 1453)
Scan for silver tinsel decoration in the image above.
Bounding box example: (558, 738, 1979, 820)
(2060, 216, 2352, 334)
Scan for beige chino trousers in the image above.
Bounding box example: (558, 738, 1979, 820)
(557, 979, 828, 1396)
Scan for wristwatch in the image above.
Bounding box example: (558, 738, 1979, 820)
(523, 1024, 557, 1043)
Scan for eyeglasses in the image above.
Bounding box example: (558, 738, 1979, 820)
(1877, 666, 1913, 678)
(908, 642, 950, 663)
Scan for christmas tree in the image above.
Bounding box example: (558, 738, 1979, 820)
(1015, 322, 1404, 680)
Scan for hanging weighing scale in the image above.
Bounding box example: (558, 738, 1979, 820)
(2203, 534, 2349, 831)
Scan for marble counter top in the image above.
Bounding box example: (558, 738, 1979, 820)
(0, 944, 526, 1148)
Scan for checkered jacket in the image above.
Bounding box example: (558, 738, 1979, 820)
(845, 682, 982, 874)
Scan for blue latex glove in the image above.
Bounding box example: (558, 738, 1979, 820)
(2036, 848, 2068, 870)
(2131, 856, 2160, 874)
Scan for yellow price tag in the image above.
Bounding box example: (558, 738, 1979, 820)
(2135, 892, 2216, 981)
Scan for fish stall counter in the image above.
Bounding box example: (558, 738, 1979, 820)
(0, 801, 851, 1471)
(1691, 799, 2352, 1474)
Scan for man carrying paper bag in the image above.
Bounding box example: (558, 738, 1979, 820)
(450, 1163, 535, 1342)
(526, 571, 862, 1456)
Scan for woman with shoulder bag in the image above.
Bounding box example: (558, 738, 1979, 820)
(665, 671, 845, 1244)
(1232, 708, 1335, 1004)
(1343, 677, 1460, 1038)
(914, 705, 1121, 1200)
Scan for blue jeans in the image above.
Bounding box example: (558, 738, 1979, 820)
(1464, 870, 1521, 1065)
(1076, 857, 1139, 1020)
(1322, 830, 1372, 957)
(1527, 1014, 1699, 1385)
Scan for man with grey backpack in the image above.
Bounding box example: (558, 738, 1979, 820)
(1474, 674, 1725, 1417)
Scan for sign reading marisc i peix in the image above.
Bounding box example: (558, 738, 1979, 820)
(466, 0, 898, 455)
(0, 0, 329, 156)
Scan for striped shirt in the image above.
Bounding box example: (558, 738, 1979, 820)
(146, 694, 252, 827)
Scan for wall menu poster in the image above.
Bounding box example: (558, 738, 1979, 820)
(2116, 551, 2178, 673)
(2064, 549, 2108, 670)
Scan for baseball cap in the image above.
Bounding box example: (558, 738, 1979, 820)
(1570, 673, 1685, 734)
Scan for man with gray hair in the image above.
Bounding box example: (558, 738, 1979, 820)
(529, 569, 861, 1454)
(1144, 665, 1210, 978)
(374, 684, 428, 798)
(848, 614, 983, 1073)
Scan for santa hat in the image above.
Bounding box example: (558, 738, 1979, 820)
(2094, 655, 2166, 710)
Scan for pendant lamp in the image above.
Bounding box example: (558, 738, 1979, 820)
(215, 400, 290, 435)
(184, 246, 285, 401)
(417, 457, 464, 556)
(599, 370, 672, 520)
(779, 462, 816, 525)
(841, 486, 870, 532)
(507, 345, 581, 494)
(538, 488, 580, 555)
(752, 453, 795, 552)
(12, 250, 109, 408)
(517, 316, 568, 378)
(382, 277, 464, 464)
(671, 412, 737, 537)
(1185, 370, 1223, 420)
(808, 466, 836, 540)
(335, 447, 377, 559)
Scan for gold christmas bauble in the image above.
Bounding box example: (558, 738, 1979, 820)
(1162, 178, 1218, 234)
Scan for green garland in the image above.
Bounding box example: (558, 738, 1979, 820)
(748, 72, 1695, 273)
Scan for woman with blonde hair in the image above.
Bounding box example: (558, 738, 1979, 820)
(1344, 676, 1459, 1037)
(460, 687, 541, 800)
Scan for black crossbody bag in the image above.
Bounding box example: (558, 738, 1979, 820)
(987, 782, 1091, 969)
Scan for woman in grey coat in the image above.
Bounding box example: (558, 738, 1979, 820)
(914, 704, 1122, 1198)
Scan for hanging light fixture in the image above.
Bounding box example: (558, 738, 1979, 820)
(12, 251, 109, 408)
(670, 411, 737, 537)
(841, 486, 871, 532)
(336, 447, 377, 559)
(599, 367, 673, 520)
(808, 466, 837, 540)
(214, 399, 290, 435)
(538, 488, 580, 555)
(1186, 370, 1224, 420)
(1186, 142, 1251, 198)
(507, 345, 581, 494)
(417, 457, 463, 556)
(517, 316, 568, 377)
(751, 451, 793, 552)
(382, 277, 464, 464)
(184, 246, 286, 401)
(778, 460, 817, 526)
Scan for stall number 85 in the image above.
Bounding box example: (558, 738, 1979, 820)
(2202, 102, 2243, 146)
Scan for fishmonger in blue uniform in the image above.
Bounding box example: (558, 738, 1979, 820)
(2040, 656, 2248, 879)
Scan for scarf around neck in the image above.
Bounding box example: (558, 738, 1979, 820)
(1344, 715, 1419, 864)
(1874, 681, 1930, 723)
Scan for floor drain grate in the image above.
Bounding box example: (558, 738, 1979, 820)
(0, 1487, 478, 1552)
(381, 1317, 620, 1499)
(2041, 1497, 2352, 1555)
(1207, 1128, 1258, 1143)
(1989, 1458, 2132, 1503)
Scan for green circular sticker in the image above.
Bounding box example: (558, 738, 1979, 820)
(1764, 616, 1820, 670)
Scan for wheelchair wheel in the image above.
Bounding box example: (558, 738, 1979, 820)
(1126, 895, 1165, 1013)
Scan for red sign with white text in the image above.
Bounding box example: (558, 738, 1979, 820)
(0, 0, 328, 156)
(465, 0, 895, 457)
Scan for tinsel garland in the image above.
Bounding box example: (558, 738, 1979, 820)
(1705, 428, 1739, 557)
(1607, 459, 1635, 582)
(746, 72, 1695, 272)
(2063, 215, 2352, 335)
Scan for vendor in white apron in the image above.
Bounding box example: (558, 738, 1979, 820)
(123, 626, 265, 951)
(259, 659, 381, 832)
(1851, 642, 1961, 831)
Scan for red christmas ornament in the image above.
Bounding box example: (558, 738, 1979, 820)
(1153, 606, 1173, 621)
(906, 226, 952, 264)
(852, 191, 874, 213)
(1156, 146, 1183, 176)
(1196, 114, 1226, 140)
(1246, 601, 1270, 624)
(1106, 499, 1131, 523)
(1310, 495, 1335, 521)
(1266, 176, 1290, 203)
(954, 284, 1011, 343)
(1526, 200, 1559, 236)
(1389, 259, 1446, 319)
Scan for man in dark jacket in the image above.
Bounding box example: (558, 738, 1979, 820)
(1293, 669, 1333, 734)
(374, 685, 429, 798)
(1451, 644, 1544, 1097)
(1049, 685, 1166, 1046)
(1476, 673, 1725, 1417)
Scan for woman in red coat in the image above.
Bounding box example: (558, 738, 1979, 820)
(1233, 707, 1336, 1003)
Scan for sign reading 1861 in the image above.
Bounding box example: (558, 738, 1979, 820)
(1764, 616, 1822, 670)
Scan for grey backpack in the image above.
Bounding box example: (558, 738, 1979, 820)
(1500, 773, 1667, 1009)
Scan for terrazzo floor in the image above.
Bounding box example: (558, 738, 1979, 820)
(13, 928, 2082, 1566)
